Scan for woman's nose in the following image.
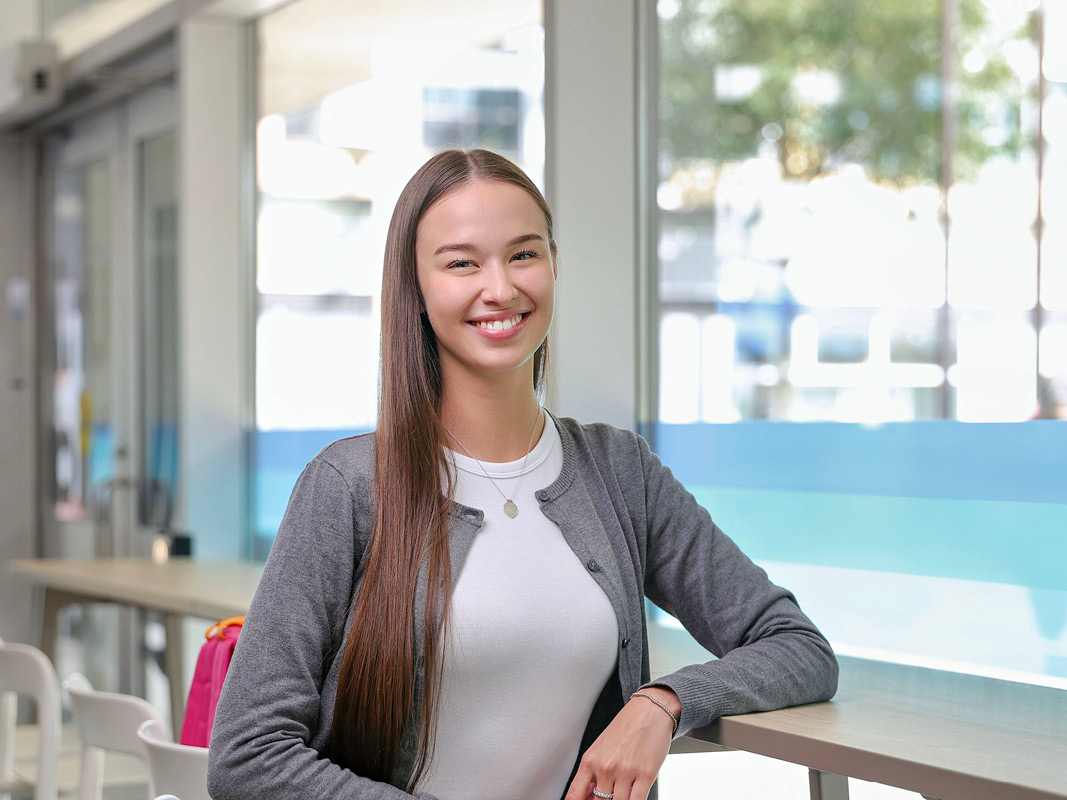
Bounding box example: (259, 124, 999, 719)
(481, 262, 518, 304)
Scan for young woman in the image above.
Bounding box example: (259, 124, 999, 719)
(207, 149, 838, 800)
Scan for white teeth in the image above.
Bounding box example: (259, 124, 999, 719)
(474, 314, 523, 331)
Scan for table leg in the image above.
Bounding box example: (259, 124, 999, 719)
(1, 690, 15, 777)
(37, 587, 82, 665)
(163, 614, 186, 741)
(809, 769, 849, 800)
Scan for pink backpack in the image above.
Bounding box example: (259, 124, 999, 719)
(179, 616, 243, 747)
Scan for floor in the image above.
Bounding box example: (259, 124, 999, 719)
(11, 722, 150, 800)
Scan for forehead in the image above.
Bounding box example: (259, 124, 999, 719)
(417, 180, 547, 244)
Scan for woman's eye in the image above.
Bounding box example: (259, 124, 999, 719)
(512, 250, 537, 262)
(446, 259, 476, 270)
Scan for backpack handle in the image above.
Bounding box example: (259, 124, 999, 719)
(204, 615, 245, 641)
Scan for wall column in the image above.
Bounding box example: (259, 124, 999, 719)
(0, 139, 39, 643)
(543, 0, 648, 430)
(177, 15, 253, 560)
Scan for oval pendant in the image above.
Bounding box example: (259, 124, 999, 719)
(503, 499, 519, 518)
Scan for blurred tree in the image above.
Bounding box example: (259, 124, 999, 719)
(659, 0, 1028, 184)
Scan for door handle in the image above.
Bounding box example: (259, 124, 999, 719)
(89, 476, 139, 556)
(90, 476, 138, 518)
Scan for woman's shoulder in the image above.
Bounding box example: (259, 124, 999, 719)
(550, 414, 648, 463)
(307, 430, 377, 485)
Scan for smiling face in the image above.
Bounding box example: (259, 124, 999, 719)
(415, 179, 556, 391)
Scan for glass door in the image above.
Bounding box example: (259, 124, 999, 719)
(135, 99, 180, 541)
(40, 84, 178, 696)
(46, 112, 118, 557)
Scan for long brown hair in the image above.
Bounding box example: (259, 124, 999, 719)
(326, 150, 556, 787)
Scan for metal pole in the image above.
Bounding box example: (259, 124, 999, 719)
(1034, 0, 1047, 413)
(938, 0, 958, 420)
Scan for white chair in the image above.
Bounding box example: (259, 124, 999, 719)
(0, 639, 61, 800)
(137, 719, 209, 800)
(63, 672, 165, 800)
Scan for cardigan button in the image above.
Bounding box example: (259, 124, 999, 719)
(586, 560, 600, 573)
(535, 490, 548, 501)
(621, 637, 631, 648)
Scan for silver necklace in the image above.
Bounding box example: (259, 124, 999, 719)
(444, 408, 543, 519)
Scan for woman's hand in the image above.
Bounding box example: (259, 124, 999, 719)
(564, 686, 681, 800)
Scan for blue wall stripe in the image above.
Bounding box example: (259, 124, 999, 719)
(691, 486, 1067, 592)
(253, 428, 369, 540)
(254, 427, 368, 470)
(654, 421, 1067, 504)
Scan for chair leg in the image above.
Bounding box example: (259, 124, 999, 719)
(163, 615, 185, 742)
(0, 690, 14, 782)
(77, 745, 105, 800)
(809, 769, 850, 800)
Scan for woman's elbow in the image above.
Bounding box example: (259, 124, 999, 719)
(811, 635, 840, 702)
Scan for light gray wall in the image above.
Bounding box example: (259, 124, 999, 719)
(0, 1, 42, 646)
(0, 0, 38, 51)
(544, 0, 643, 431)
(176, 15, 254, 560)
(0, 140, 39, 644)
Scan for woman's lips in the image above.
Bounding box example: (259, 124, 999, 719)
(467, 312, 529, 338)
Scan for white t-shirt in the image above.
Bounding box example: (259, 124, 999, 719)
(417, 414, 619, 800)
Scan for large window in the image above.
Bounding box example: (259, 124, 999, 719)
(655, 0, 1067, 684)
(657, 0, 1065, 424)
(253, 0, 545, 556)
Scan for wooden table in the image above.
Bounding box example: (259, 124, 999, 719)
(668, 653, 1067, 800)
(8, 557, 263, 738)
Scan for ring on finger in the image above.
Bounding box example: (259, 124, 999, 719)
(592, 789, 614, 799)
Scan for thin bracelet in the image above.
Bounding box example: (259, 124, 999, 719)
(631, 691, 679, 735)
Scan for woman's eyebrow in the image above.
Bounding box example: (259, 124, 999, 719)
(508, 233, 545, 247)
(433, 242, 477, 256)
(432, 232, 545, 257)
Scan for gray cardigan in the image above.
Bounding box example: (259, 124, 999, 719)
(208, 415, 838, 800)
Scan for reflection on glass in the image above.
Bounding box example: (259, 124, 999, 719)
(657, 0, 1056, 423)
(139, 132, 179, 529)
(50, 159, 113, 522)
(253, 0, 544, 553)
